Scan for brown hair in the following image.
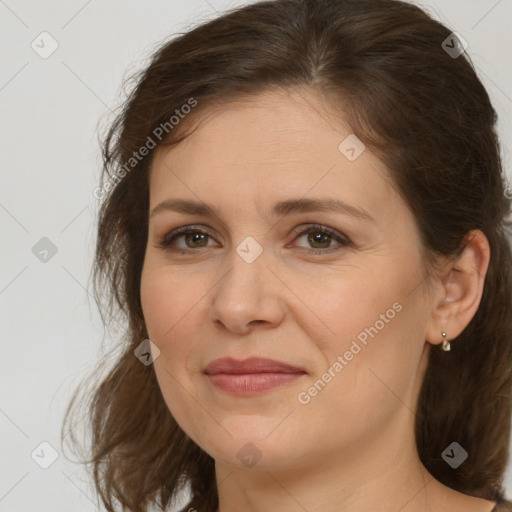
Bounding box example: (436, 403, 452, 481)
(62, 0, 512, 510)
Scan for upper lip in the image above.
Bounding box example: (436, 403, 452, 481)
(204, 357, 306, 375)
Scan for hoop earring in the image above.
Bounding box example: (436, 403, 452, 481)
(441, 331, 451, 351)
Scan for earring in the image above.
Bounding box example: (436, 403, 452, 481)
(441, 331, 451, 351)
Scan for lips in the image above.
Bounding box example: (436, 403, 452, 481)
(204, 357, 307, 396)
(204, 357, 306, 375)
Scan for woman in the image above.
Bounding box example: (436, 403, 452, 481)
(63, 0, 512, 510)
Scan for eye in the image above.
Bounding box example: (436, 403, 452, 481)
(290, 223, 351, 255)
(157, 223, 351, 256)
(158, 225, 216, 254)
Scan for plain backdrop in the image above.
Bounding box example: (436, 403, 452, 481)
(1, 0, 511, 510)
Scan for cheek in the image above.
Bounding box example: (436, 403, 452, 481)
(140, 264, 197, 410)
(305, 258, 427, 409)
(140, 266, 206, 443)
(140, 260, 199, 344)
(296, 306, 425, 451)
(299, 267, 405, 357)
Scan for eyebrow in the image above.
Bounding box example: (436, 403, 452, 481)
(150, 198, 375, 222)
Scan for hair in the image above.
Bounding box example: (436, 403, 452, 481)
(62, 0, 512, 510)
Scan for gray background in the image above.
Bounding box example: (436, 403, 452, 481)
(1, 0, 511, 510)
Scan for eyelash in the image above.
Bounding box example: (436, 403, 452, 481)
(158, 223, 351, 256)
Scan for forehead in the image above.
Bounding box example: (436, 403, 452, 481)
(155, 89, 353, 167)
(148, 89, 401, 223)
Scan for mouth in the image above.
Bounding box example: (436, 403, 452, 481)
(204, 357, 307, 396)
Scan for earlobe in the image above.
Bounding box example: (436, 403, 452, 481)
(425, 230, 491, 349)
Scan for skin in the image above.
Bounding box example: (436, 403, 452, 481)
(140, 88, 494, 512)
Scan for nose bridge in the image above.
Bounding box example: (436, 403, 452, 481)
(210, 236, 285, 332)
(217, 236, 268, 305)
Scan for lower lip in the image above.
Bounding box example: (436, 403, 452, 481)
(206, 372, 305, 395)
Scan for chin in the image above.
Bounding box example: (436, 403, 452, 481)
(189, 416, 308, 470)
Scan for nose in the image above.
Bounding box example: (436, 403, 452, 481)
(209, 246, 286, 335)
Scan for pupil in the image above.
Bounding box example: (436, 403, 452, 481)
(186, 233, 207, 247)
(309, 232, 330, 248)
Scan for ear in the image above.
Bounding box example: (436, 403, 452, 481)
(425, 230, 491, 348)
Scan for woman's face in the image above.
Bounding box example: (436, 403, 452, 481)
(140, 88, 435, 471)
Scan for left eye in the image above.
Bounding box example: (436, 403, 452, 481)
(158, 223, 351, 255)
(291, 224, 351, 254)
